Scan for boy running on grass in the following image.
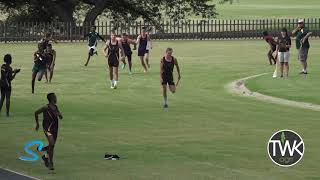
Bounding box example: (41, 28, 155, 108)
(84, 26, 106, 66)
(118, 33, 137, 74)
(137, 27, 152, 72)
(44, 44, 56, 83)
(35, 93, 63, 171)
(103, 32, 125, 89)
(160, 48, 181, 108)
(263, 31, 277, 65)
(32, 43, 47, 94)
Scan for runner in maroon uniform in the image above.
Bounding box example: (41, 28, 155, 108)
(0, 54, 20, 117)
(35, 93, 63, 171)
(263, 31, 277, 65)
(44, 44, 56, 83)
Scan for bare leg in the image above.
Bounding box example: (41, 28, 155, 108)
(169, 85, 176, 93)
(46, 135, 55, 170)
(114, 67, 119, 81)
(109, 66, 114, 81)
(49, 66, 54, 83)
(44, 69, 49, 83)
(38, 71, 45, 81)
(267, 50, 273, 65)
(162, 85, 168, 106)
(0, 88, 5, 113)
(145, 53, 150, 68)
(140, 56, 147, 72)
(85, 49, 93, 66)
(31, 72, 37, 94)
(280, 63, 284, 77)
(285, 62, 289, 77)
(5, 89, 11, 117)
(127, 55, 132, 72)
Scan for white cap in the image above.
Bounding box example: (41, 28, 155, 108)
(298, 19, 304, 23)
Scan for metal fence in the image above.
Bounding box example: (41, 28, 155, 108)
(0, 18, 319, 42)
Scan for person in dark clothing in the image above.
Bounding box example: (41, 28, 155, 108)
(32, 43, 47, 94)
(118, 33, 137, 74)
(137, 27, 152, 72)
(84, 26, 106, 66)
(160, 48, 181, 108)
(44, 44, 56, 83)
(35, 93, 63, 171)
(276, 28, 291, 77)
(292, 19, 313, 74)
(103, 32, 125, 89)
(263, 31, 277, 65)
(0, 54, 20, 117)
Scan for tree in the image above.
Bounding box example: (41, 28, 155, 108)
(0, 0, 232, 25)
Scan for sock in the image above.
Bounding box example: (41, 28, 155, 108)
(114, 81, 117, 85)
(45, 153, 48, 158)
(164, 98, 168, 105)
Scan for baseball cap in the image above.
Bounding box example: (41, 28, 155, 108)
(298, 19, 304, 24)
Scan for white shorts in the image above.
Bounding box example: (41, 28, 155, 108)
(278, 52, 290, 63)
(88, 46, 97, 52)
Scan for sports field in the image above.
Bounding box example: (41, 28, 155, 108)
(214, 0, 320, 19)
(0, 40, 319, 180)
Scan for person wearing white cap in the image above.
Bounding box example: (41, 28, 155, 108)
(292, 19, 312, 74)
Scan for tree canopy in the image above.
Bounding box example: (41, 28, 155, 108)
(0, 0, 231, 24)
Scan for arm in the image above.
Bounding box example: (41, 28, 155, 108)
(292, 26, 301, 36)
(136, 35, 140, 46)
(160, 59, 164, 83)
(287, 38, 292, 49)
(84, 33, 90, 38)
(50, 50, 56, 69)
(128, 39, 137, 50)
(57, 106, 63, 119)
(302, 32, 312, 43)
(147, 36, 152, 49)
(11, 69, 19, 81)
(97, 33, 106, 42)
(34, 106, 46, 131)
(174, 58, 181, 80)
(103, 41, 109, 57)
(118, 41, 125, 57)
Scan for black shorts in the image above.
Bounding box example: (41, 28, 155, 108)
(108, 57, 119, 67)
(1, 86, 11, 93)
(43, 126, 58, 142)
(138, 49, 147, 57)
(162, 76, 175, 86)
(126, 54, 132, 62)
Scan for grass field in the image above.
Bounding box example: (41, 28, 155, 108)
(247, 39, 320, 105)
(214, 0, 320, 19)
(0, 40, 319, 180)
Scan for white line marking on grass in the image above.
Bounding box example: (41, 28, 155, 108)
(226, 73, 320, 111)
(1, 168, 41, 180)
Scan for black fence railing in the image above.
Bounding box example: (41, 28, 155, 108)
(0, 18, 319, 42)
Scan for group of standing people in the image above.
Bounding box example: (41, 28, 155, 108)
(263, 19, 312, 78)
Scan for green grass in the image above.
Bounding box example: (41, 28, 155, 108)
(0, 40, 320, 180)
(214, 0, 320, 19)
(247, 39, 320, 105)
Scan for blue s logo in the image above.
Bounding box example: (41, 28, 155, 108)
(19, 140, 45, 161)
